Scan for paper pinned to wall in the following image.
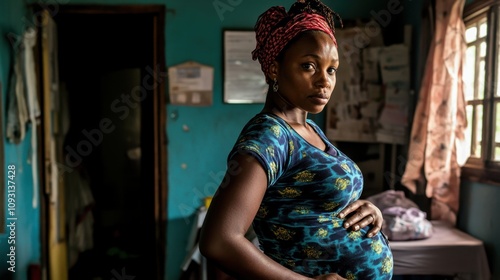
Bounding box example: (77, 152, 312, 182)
(379, 44, 411, 89)
(377, 87, 410, 145)
(168, 61, 213, 106)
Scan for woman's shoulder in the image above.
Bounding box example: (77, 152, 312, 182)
(247, 113, 285, 126)
(242, 113, 292, 135)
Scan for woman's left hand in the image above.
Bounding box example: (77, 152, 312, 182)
(337, 199, 383, 238)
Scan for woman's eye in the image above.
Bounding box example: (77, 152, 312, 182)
(327, 67, 337, 75)
(301, 63, 314, 70)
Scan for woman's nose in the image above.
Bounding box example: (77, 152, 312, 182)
(315, 71, 332, 89)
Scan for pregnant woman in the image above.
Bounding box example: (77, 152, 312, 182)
(199, 1, 393, 279)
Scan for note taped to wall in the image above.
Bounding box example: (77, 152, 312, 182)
(168, 61, 213, 106)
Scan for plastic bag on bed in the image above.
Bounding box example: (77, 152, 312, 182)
(366, 190, 419, 210)
(382, 206, 433, 241)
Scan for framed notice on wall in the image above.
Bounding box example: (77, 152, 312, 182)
(223, 30, 267, 103)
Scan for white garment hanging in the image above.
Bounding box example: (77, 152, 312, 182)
(23, 28, 40, 121)
(23, 28, 41, 208)
(6, 38, 29, 144)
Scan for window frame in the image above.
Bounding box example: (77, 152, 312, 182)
(462, 0, 500, 185)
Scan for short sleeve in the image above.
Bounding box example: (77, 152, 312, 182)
(228, 115, 291, 187)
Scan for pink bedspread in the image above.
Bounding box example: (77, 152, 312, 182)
(390, 221, 490, 279)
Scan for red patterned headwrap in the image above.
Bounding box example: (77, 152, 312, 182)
(251, 6, 337, 83)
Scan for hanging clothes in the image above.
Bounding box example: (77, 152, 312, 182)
(6, 28, 41, 208)
(401, 0, 469, 225)
(24, 28, 41, 208)
(6, 28, 40, 143)
(6, 36, 29, 144)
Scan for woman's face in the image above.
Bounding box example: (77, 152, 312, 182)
(275, 31, 339, 114)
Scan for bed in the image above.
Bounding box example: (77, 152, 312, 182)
(390, 220, 491, 280)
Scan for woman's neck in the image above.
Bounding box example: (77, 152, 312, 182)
(261, 90, 308, 127)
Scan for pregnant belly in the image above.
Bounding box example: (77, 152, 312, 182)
(254, 221, 393, 279)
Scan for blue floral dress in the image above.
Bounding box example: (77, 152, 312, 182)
(228, 113, 393, 279)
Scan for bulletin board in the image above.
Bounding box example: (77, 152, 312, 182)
(326, 22, 410, 144)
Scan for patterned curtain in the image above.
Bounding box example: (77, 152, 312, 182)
(401, 0, 469, 225)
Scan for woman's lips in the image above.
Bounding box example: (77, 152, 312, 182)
(309, 94, 329, 105)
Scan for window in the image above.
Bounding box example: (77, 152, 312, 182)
(462, 0, 500, 183)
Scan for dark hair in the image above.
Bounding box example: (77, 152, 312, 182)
(275, 0, 343, 63)
(287, 0, 342, 33)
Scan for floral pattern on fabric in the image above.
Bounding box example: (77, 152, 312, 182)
(228, 113, 393, 279)
(401, 0, 468, 225)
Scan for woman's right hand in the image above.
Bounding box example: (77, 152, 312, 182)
(314, 273, 347, 280)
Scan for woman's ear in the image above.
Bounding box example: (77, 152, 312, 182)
(268, 61, 279, 81)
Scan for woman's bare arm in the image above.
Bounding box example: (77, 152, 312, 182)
(199, 153, 313, 280)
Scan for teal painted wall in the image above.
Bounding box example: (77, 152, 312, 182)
(0, 2, 41, 280)
(459, 181, 500, 279)
(0, 0, 451, 280)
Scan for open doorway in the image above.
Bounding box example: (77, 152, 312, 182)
(38, 5, 167, 280)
